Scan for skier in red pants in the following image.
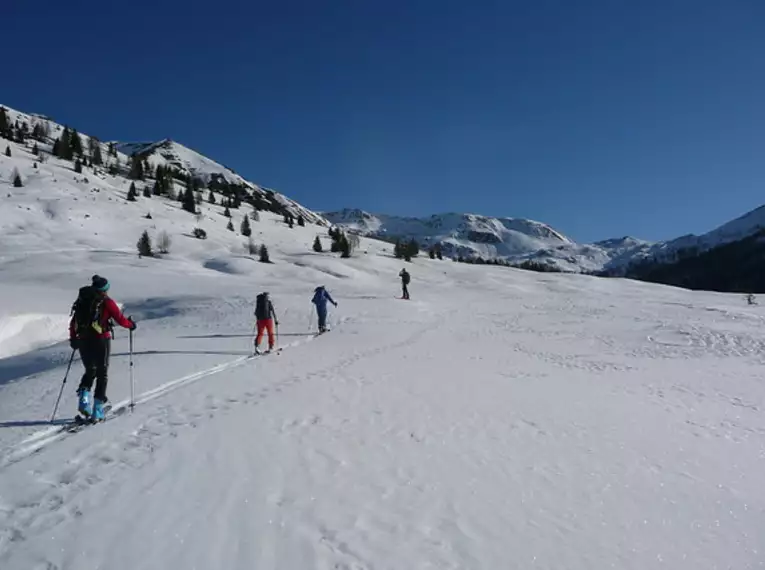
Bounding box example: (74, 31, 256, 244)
(253, 292, 278, 354)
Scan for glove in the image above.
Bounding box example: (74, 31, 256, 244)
(275, 320, 280, 327)
(333, 302, 338, 307)
(128, 317, 137, 330)
(69, 338, 79, 350)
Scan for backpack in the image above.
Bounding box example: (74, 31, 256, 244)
(71, 286, 106, 338)
(401, 271, 410, 285)
(255, 293, 271, 320)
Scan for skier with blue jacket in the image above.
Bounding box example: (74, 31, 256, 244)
(311, 286, 337, 333)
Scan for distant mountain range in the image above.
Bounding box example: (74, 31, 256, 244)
(2, 100, 763, 293)
(323, 206, 765, 285)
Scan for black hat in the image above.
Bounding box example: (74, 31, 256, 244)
(92, 275, 110, 292)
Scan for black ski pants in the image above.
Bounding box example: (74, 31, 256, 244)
(402, 283, 410, 300)
(77, 338, 111, 402)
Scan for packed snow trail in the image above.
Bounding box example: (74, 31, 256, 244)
(1, 263, 764, 569)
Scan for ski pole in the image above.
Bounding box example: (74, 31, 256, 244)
(50, 348, 76, 423)
(129, 329, 135, 412)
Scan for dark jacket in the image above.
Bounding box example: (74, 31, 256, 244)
(311, 287, 336, 312)
(255, 294, 276, 321)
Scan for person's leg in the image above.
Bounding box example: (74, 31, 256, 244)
(78, 342, 96, 392)
(266, 319, 275, 349)
(93, 338, 111, 402)
(255, 320, 266, 349)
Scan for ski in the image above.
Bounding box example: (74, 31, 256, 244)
(250, 347, 283, 358)
(63, 404, 124, 433)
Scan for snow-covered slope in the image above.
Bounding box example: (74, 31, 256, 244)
(116, 139, 325, 225)
(324, 208, 654, 272)
(324, 208, 578, 261)
(0, 103, 325, 226)
(1, 108, 764, 569)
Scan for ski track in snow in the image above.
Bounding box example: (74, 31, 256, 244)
(1, 130, 764, 569)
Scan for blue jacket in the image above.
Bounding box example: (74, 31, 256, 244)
(311, 287, 336, 312)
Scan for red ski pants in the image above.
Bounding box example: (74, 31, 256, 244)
(255, 319, 275, 349)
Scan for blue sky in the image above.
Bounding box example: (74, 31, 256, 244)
(3, 0, 765, 242)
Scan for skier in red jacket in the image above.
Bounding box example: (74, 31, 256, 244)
(69, 275, 136, 420)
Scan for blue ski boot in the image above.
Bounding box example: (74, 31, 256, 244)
(77, 388, 92, 417)
(92, 399, 106, 422)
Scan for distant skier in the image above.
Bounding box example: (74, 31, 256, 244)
(69, 275, 136, 421)
(254, 292, 278, 353)
(311, 286, 337, 333)
(399, 268, 411, 300)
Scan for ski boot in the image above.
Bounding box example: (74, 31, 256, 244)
(92, 399, 107, 422)
(77, 388, 92, 417)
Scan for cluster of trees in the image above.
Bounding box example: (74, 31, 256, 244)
(0, 108, 40, 144)
(621, 230, 765, 293)
(52, 126, 85, 161)
(326, 227, 359, 258)
(450, 255, 563, 273)
(394, 238, 420, 262)
(136, 230, 171, 257)
(282, 212, 306, 228)
(128, 154, 153, 180)
(152, 165, 178, 196)
(428, 245, 444, 260)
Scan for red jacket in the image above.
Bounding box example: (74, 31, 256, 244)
(69, 296, 133, 340)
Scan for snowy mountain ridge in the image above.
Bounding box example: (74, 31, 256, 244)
(0, 103, 326, 226)
(324, 208, 651, 272)
(326, 203, 765, 275)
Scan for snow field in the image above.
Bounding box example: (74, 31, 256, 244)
(1, 254, 764, 569)
(0, 111, 764, 569)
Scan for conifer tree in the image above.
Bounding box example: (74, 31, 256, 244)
(182, 187, 196, 213)
(12, 168, 22, 187)
(32, 143, 39, 156)
(52, 138, 61, 157)
(58, 128, 72, 159)
(313, 236, 323, 253)
(258, 244, 271, 263)
(227, 219, 234, 231)
(4, 145, 10, 157)
(240, 215, 251, 237)
(143, 185, 152, 198)
(129, 154, 144, 180)
(152, 180, 161, 196)
(69, 128, 84, 157)
(74, 158, 83, 173)
(137, 230, 153, 256)
(297, 215, 305, 227)
(0, 107, 9, 138)
(127, 182, 137, 201)
(394, 239, 404, 259)
(32, 123, 43, 141)
(208, 190, 216, 204)
(224, 206, 231, 218)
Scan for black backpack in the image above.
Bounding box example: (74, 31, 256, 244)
(401, 271, 410, 285)
(71, 286, 106, 338)
(254, 293, 271, 320)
